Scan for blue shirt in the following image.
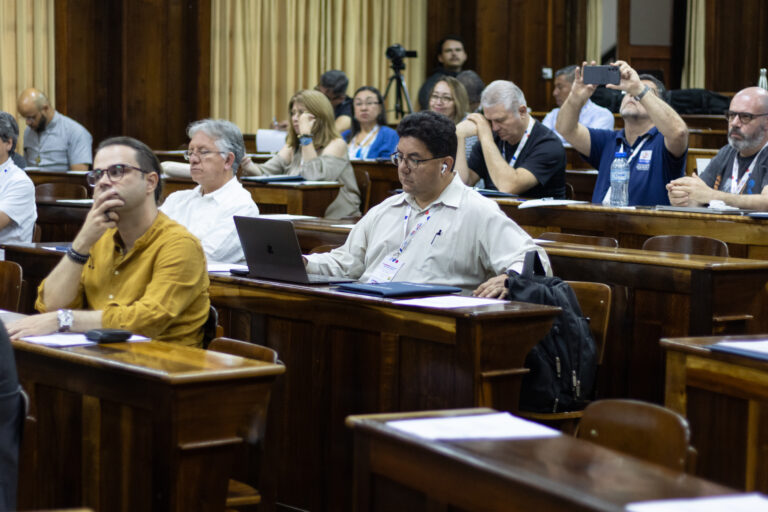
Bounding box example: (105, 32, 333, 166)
(23, 111, 92, 171)
(585, 126, 686, 206)
(342, 125, 399, 160)
(542, 99, 615, 145)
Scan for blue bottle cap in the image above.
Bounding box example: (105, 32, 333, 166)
(614, 152, 628, 158)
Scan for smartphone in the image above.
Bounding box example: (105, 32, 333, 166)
(582, 65, 620, 85)
(85, 328, 132, 343)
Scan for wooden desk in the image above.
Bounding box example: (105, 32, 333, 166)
(35, 199, 90, 242)
(347, 408, 734, 512)
(161, 176, 341, 216)
(351, 160, 400, 208)
(663, 335, 768, 492)
(566, 169, 598, 201)
(13, 337, 284, 511)
(209, 274, 561, 512)
(1, 243, 64, 314)
(26, 169, 90, 190)
(496, 201, 768, 259)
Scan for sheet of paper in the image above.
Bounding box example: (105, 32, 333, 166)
(331, 224, 354, 230)
(276, 180, 340, 186)
(56, 199, 93, 205)
(21, 333, 149, 347)
(626, 493, 768, 512)
(208, 263, 247, 272)
(696, 158, 712, 174)
(256, 129, 287, 153)
(258, 214, 317, 220)
(387, 412, 560, 440)
(393, 295, 506, 309)
(518, 199, 588, 209)
(715, 339, 768, 355)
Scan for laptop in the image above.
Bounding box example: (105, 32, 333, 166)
(233, 216, 354, 284)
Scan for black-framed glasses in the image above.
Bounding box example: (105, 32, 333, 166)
(87, 164, 149, 187)
(430, 94, 454, 104)
(724, 110, 768, 124)
(183, 149, 227, 161)
(390, 152, 443, 171)
(353, 100, 381, 107)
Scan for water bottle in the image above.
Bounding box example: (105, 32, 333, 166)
(759, 68, 768, 90)
(610, 152, 629, 207)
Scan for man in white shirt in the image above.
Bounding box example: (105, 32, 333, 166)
(305, 111, 549, 297)
(160, 119, 259, 263)
(542, 65, 615, 145)
(0, 113, 36, 243)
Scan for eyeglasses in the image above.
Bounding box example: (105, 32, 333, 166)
(724, 110, 768, 124)
(87, 164, 149, 187)
(354, 101, 380, 107)
(430, 94, 454, 104)
(390, 152, 444, 171)
(183, 149, 227, 161)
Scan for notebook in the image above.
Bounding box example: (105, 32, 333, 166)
(337, 282, 462, 298)
(233, 216, 353, 285)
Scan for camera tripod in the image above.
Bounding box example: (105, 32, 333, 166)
(383, 65, 414, 119)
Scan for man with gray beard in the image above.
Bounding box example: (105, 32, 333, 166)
(667, 87, 768, 209)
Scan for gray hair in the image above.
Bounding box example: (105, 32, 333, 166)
(187, 119, 245, 173)
(555, 65, 579, 82)
(0, 112, 19, 154)
(480, 80, 527, 113)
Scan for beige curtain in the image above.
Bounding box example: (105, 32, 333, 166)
(585, 0, 603, 64)
(0, 0, 55, 149)
(681, 0, 705, 89)
(211, 0, 427, 133)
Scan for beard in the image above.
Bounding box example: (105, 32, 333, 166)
(34, 116, 47, 133)
(729, 124, 767, 154)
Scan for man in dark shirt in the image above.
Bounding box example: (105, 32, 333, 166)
(0, 320, 22, 511)
(455, 80, 566, 198)
(316, 70, 353, 133)
(417, 35, 468, 111)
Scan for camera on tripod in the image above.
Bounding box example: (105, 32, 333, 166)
(383, 44, 417, 118)
(385, 44, 417, 71)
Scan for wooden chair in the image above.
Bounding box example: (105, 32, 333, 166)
(576, 399, 696, 472)
(538, 232, 619, 248)
(208, 337, 281, 510)
(0, 261, 23, 312)
(642, 234, 729, 257)
(518, 281, 612, 433)
(202, 305, 223, 349)
(564, 182, 575, 199)
(353, 167, 372, 214)
(34, 182, 89, 201)
(32, 224, 42, 243)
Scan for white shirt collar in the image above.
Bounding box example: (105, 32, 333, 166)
(194, 174, 239, 204)
(394, 173, 464, 211)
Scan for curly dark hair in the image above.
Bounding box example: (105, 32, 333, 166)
(396, 110, 457, 159)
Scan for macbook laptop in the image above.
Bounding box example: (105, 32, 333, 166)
(233, 216, 354, 284)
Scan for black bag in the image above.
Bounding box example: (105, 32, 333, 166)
(506, 251, 598, 413)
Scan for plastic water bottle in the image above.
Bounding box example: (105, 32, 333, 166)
(759, 68, 768, 90)
(610, 152, 629, 207)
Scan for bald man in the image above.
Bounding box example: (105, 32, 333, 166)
(667, 87, 768, 210)
(17, 88, 92, 171)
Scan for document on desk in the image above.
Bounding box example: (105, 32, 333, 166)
(387, 412, 560, 440)
(518, 199, 588, 209)
(55, 199, 94, 205)
(393, 295, 506, 308)
(710, 339, 768, 361)
(21, 333, 150, 347)
(258, 214, 317, 220)
(208, 262, 247, 273)
(626, 493, 768, 511)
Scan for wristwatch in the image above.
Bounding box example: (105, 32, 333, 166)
(57, 309, 74, 332)
(299, 134, 313, 146)
(633, 85, 651, 102)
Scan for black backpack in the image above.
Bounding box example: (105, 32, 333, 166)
(505, 251, 598, 413)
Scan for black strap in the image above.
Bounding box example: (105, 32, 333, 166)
(521, 250, 546, 279)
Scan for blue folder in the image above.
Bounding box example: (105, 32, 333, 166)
(337, 282, 462, 298)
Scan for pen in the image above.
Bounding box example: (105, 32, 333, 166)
(431, 229, 442, 245)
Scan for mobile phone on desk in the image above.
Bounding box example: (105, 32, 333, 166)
(85, 328, 132, 343)
(582, 65, 620, 85)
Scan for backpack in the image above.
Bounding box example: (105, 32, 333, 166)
(505, 251, 598, 413)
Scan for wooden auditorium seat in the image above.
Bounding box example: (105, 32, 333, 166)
(0, 261, 23, 312)
(538, 232, 619, 248)
(34, 182, 89, 201)
(642, 234, 729, 257)
(353, 166, 372, 214)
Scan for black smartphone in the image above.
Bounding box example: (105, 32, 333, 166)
(85, 328, 132, 343)
(582, 65, 620, 85)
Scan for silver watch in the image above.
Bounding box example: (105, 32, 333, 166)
(57, 309, 74, 332)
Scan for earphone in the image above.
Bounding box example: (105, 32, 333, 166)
(441, 163, 448, 174)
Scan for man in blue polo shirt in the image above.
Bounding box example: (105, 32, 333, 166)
(556, 61, 688, 206)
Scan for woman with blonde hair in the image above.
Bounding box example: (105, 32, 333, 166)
(428, 76, 477, 157)
(241, 89, 361, 218)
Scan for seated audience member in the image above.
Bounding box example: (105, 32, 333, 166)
(542, 64, 614, 144)
(428, 76, 477, 156)
(0, 321, 22, 511)
(0, 114, 36, 243)
(8, 137, 210, 346)
(160, 119, 259, 264)
(455, 80, 567, 198)
(456, 70, 485, 113)
(17, 87, 92, 171)
(667, 87, 768, 209)
(240, 90, 361, 219)
(342, 86, 399, 160)
(316, 70, 353, 133)
(305, 111, 550, 297)
(418, 35, 468, 111)
(556, 61, 688, 206)
(0, 113, 26, 169)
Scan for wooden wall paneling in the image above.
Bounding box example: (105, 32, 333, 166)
(425, 0, 478, 78)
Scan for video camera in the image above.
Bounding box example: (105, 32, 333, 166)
(385, 44, 417, 71)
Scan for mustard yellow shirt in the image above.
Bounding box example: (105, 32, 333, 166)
(36, 212, 210, 346)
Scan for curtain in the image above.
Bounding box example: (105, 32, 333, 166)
(681, 0, 705, 89)
(211, 0, 427, 133)
(0, 0, 55, 149)
(586, 0, 603, 64)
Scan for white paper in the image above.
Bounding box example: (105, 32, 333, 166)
(518, 199, 588, 209)
(258, 214, 316, 220)
(66, 170, 90, 175)
(208, 262, 247, 272)
(708, 199, 740, 211)
(256, 129, 287, 153)
(696, 158, 712, 174)
(21, 333, 150, 347)
(387, 412, 560, 440)
(393, 295, 506, 309)
(275, 180, 339, 186)
(715, 339, 768, 355)
(626, 493, 768, 512)
(55, 199, 93, 205)
(331, 224, 354, 230)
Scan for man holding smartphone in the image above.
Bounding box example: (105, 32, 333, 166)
(556, 60, 688, 206)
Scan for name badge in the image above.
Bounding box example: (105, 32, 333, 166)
(367, 257, 405, 283)
(636, 149, 652, 171)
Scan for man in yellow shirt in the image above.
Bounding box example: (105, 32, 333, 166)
(8, 137, 209, 346)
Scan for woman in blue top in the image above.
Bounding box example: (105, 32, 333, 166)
(342, 86, 398, 161)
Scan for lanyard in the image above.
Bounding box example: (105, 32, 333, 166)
(392, 205, 431, 262)
(618, 135, 650, 166)
(351, 125, 379, 159)
(730, 142, 768, 194)
(501, 115, 535, 168)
